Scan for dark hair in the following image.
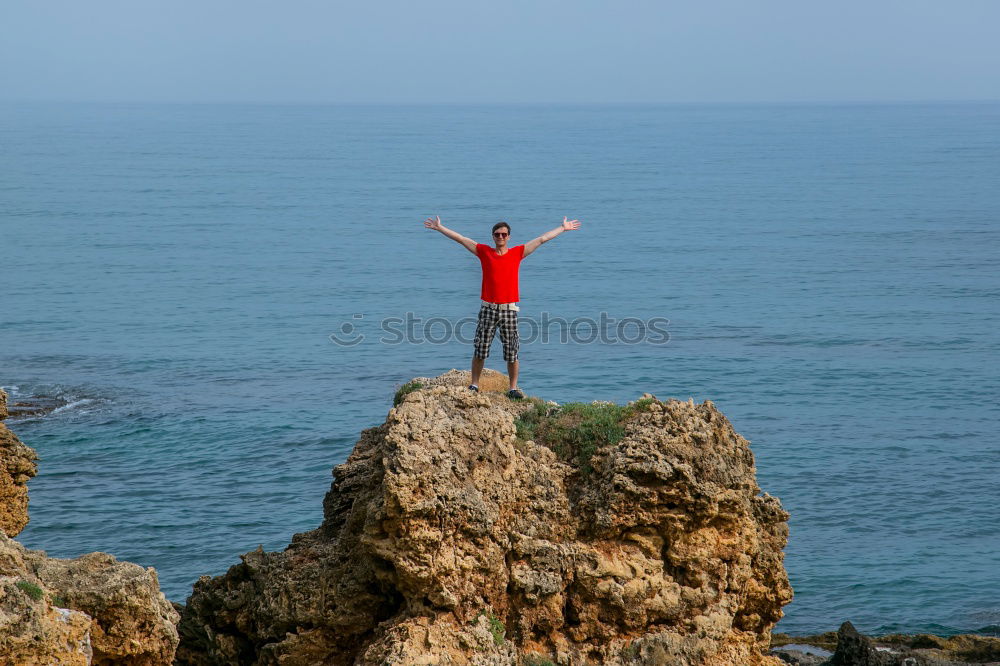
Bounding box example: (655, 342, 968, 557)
(492, 221, 511, 235)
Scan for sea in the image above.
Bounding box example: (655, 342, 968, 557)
(1, 101, 998, 637)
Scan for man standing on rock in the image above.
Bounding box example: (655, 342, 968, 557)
(424, 216, 581, 399)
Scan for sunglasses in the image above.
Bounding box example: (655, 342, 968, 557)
(493, 232, 509, 238)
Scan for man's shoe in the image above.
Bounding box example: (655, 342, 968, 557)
(468, 384, 479, 392)
(507, 388, 524, 400)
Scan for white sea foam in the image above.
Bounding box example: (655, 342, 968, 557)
(49, 398, 96, 416)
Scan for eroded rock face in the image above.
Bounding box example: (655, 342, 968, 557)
(0, 386, 38, 538)
(0, 570, 94, 666)
(178, 372, 792, 665)
(0, 421, 37, 537)
(0, 533, 180, 665)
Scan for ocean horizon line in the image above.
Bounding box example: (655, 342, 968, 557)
(3, 97, 1000, 108)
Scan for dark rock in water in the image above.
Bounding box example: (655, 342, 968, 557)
(825, 621, 987, 665)
(6, 396, 69, 419)
(830, 622, 893, 665)
(777, 626, 1000, 665)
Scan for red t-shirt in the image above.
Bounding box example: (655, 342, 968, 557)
(476, 243, 525, 303)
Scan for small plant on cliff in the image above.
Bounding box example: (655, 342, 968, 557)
(474, 610, 506, 646)
(16, 580, 44, 601)
(393, 380, 423, 406)
(630, 396, 655, 413)
(514, 397, 550, 441)
(487, 615, 505, 645)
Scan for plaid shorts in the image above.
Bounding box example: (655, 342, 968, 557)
(473, 304, 519, 362)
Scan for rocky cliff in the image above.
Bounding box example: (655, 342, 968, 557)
(0, 391, 36, 537)
(178, 370, 792, 665)
(0, 386, 179, 665)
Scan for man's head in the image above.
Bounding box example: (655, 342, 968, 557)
(492, 221, 510, 249)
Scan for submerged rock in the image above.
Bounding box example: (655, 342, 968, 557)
(5, 395, 70, 419)
(770, 646, 828, 665)
(828, 622, 893, 666)
(178, 371, 792, 665)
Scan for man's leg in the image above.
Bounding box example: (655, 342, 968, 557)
(471, 356, 485, 386)
(470, 305, 497, 388)
(498, 309, 520, 391)
(506, 360, 519, 390)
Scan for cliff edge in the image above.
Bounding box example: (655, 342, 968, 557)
(0, 387, 36, 537)
(178, 370, 792, 665)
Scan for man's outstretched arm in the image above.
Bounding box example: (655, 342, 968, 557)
(523, 217, 581, 257)
(424, 216, 478, 255)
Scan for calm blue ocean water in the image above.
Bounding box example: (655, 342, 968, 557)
(2, 101, 998, 636)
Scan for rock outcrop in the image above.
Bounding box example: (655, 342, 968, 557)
(0, 385, 179, 665)
(0, 534, 180, 665)
(0, 419, 37, 537)
(178, 370, 792, 665)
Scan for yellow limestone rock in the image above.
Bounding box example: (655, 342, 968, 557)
(179, 372, 791, 665)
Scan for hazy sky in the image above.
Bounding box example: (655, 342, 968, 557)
(3, 0, 999, 104)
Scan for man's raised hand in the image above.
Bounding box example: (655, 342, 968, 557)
(562, 217, 581, 231)
(424, 216, 478, 254)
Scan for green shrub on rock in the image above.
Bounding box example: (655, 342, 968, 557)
(393, 381, 423, 406)
(16, 580, 44, 601)
(514, 396, 657, 474)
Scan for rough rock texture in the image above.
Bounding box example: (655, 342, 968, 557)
(0, 387, 7, 420)
(178, 371, 792, 665)
(0, 420, 37, 537)
(0, 572, 94, 665)
(828, 623, 893, 666)
(0, 533, 180, 665)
